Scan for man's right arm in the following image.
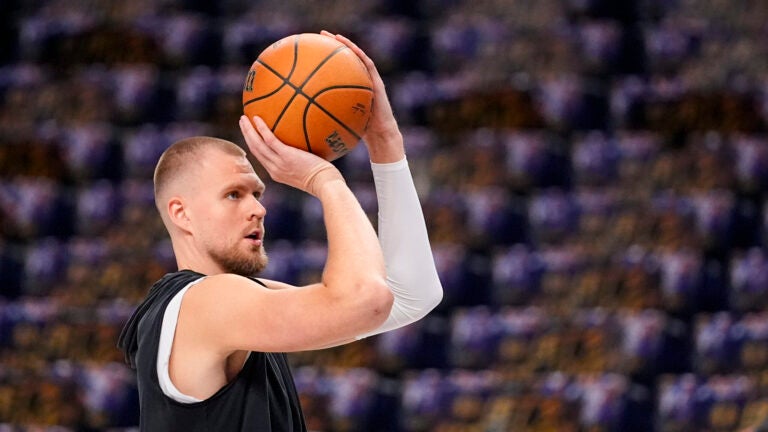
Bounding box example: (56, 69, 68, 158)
(176, 115, 393, 354)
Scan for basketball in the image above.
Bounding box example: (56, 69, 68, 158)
(242, 33, 374, 161)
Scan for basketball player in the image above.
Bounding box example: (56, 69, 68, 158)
(118, 32, 443, 431)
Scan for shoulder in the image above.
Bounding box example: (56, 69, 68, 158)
(191, 273, 292, 293)
(179, 273, 279, 312)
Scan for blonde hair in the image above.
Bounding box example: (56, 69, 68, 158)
(153, 136, 246, 207)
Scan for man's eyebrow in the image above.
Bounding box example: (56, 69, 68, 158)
(253, 180, 266, 193)
(220, 179, 266, 193)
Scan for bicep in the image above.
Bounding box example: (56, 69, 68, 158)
(181, 274, 385, 353)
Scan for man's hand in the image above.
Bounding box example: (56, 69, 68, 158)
(239, 115, 343, 196)
(320, 31, 405, 163)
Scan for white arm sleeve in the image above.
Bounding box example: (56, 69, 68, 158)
(356, 157, 443, 339)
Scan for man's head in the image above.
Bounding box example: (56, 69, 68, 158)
(154, 136, 268, 276)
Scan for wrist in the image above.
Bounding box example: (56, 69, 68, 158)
(371, 157, 408, 171)
(314, 177, 348, 202)
(366, 129, 405, 164)
(304, 165, 345, 197)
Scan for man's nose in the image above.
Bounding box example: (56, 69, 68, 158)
(248, 196, 266, 219)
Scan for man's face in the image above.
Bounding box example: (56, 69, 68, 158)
(187, 149, 268, 276)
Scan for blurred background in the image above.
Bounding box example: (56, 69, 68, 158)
(1, 0, 768, 431)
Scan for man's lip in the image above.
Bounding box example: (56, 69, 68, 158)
(244, 230, 263, 243)
(244, 229, 262, 238)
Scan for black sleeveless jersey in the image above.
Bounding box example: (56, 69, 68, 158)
(118, 270, 307, 432)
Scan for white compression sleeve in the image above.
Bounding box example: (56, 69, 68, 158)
(356, 158, 443, 339)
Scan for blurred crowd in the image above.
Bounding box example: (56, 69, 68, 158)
(1, 0, 768, 431)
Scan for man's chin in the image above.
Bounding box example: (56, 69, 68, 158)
(238, 257, 268, 277)
(212, 252, 268, 277)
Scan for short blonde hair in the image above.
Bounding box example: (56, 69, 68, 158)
(153, 136, 246, 206)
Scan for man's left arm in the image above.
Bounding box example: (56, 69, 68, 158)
(355, 156, 442, 339)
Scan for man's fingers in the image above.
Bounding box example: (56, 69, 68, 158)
(251, 116, 275, 140)
(333, 33, 362, 55)
(241, 116, 271, 151)
(333, 34, 376, 70)
(239, 115, 261, 143)
(255, 116, 289, 156)
(240, 115, 278, 165)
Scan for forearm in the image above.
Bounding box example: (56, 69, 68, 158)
(356, 157, 443, 339)
(366, 128, 405, 164)
(316, 177, 386, 289)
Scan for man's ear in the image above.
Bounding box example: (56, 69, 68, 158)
(167, 197, 192, 232)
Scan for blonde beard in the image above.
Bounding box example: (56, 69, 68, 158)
(209, 245, 269, 277)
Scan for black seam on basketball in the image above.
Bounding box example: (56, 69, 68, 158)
(243, 68, 285, 107)
(254, 59, 290, 84)
(272, 35, 299, 132)
(312, 84, 373, 93)
(243, 60, 300, 107)
(302, 101, 313, 153)
(272, 36, 303, 136)
(288, 35, 299, 81)
(298, 45, 347, 89)
(282, 45, 349, 150)
(305, 86, 374, 142)
(247, 36, 302, 130)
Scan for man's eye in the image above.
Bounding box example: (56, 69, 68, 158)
(227, 191, 240, 199)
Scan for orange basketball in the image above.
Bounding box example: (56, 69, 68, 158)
(242, 33, 373, 161)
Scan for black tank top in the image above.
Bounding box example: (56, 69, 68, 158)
(118, 270, 307, 431)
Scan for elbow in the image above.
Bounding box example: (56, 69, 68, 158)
(363, 277, 394, 328)
(415, 280, 443, 321)
(426, 281, 444, 312)
(414, 279, 444, 322)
